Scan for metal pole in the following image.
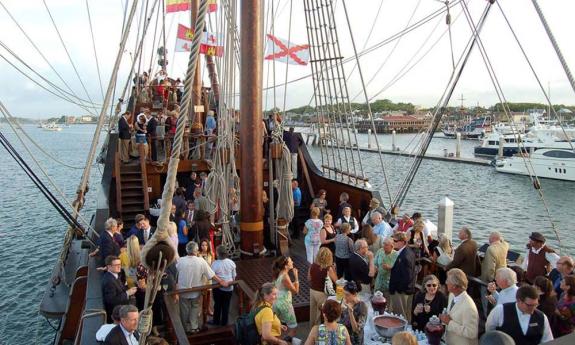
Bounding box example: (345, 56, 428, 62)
(240, 0, 264, 255)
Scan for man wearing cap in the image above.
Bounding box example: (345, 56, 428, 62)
(521, 232, 559, 284)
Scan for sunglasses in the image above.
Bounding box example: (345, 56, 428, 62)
(426, 284, 438, 287)
(393, 239, 404, 243)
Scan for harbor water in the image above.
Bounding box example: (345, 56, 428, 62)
(0, 125, 574, 344)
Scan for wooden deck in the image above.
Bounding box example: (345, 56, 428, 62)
(235, 241, 311, 322)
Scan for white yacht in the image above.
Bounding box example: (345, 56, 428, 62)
(495, 148, 575, 181)
(42, 123, 63, 131)
(474, 111, 575, 157)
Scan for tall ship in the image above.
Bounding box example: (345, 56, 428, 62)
(2, 1, 575, 345)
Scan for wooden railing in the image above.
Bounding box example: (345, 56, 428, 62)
(138, 145, 150, 210)
(163, 280, 256, 345)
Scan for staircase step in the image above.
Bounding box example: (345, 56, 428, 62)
(122, 199, 144, 207)
(122, 190, 144, 198)
(121, 183, 143, 190)
(122, 205, 145, 213)
(121, 177, 143, 183)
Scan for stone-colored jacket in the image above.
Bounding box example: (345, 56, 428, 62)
(446, 291, 479, 345)
(480, 240, 509, 282)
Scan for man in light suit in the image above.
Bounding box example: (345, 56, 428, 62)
(440, 268, 479, 345)
(480, 231, 509, 317)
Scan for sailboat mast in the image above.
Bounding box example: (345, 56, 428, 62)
(239, 0, 264, 255)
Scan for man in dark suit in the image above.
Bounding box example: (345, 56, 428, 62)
(102, 256, 137, 323)
(146, 112, 158, 163)
(99, 218, 121, 265)
(446, 227, 479, 277)
(125, 214, 155, 246)
(104, 305, 140, 345)
(349, 239, 375, 293)
(389, 232, 416, 322)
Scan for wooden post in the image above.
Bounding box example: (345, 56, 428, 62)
(239, 0, 264, 255)
(368, 129, 372, 148)
(456, 132, 461, 158)
(438, 197, 454, 242)
(392, 130, 396, 151)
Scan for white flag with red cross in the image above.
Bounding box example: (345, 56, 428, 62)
(264, 34, 310, 66)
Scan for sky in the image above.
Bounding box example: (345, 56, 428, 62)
(0, 0, 574, 118)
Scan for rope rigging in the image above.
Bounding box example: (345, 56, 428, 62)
(392, 0, 495, 210)
(41, 0, 99, 114)
(85, 0, 106, 102)
(0, 1, 97, 110)
(455, 0, 563, 251)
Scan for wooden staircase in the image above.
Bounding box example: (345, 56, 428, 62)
(115, 152, 149, 227)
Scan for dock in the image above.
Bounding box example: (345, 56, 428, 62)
(315, 143, 491, 166)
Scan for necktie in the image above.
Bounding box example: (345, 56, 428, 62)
(144, 230, 149, 242)
(449, 299, 456, 311)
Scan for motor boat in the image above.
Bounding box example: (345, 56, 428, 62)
(495, 148, 575, 181)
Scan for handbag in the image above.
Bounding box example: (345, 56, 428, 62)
(324, 275, 336, 296)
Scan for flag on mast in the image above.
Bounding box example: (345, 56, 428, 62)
(264, 34, 310, 66)
(174, 24, 223, 57)
(166, 0, 217, 14)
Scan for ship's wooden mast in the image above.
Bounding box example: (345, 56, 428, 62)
(239, 0, 264, 254)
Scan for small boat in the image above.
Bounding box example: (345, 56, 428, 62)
(42, 123, 63, 131)
(495, 148, 575, 181)
(442, 116, 491, 139)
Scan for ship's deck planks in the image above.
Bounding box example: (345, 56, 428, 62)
(235, 244, 311, 322)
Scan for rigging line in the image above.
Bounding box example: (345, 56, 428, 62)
(74, 0, 141, 217)
(263, 0, 460, 93)
(349, 0, 423, 103)
(0, 1, 89, 106)
(41, 0, 98, 112)
(0, 49, 99, 115)
(0, 113, 85, 169)
(85, 0, 105, 102)
(531, 0, 575, 97)
(342, 0, 393, 204)
(497, 1, 574, 152)
(0, 104, 97, 236)
(147, 1, 161, 75)
(322, 0, 360, 181)
(460, 1, 562, 250)
(393, 1, 494, 208)
(445, 0, 456, 71)
(368, 6, 454, 102)
(344, 0, 386, 82)
(281, 0, 293, 115)
(0, 134, 88, 239)
(120, 0, 129, 36)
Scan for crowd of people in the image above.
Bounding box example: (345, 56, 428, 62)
(251, 189, 575, 345)
(118, 69, 219, 166)
(92, 168, 240, 343)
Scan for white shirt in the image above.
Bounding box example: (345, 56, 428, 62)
(450, 291, 465, 310)
(373, 221, 393, 239)
(335, 216, 359, 234)
(485, 303, 554, 343)
(492, 285, 519, 306)
(120, 324, 139, 345)
(211, 258, 236, 292)
(521, 245, 560, 270)
(176, 255, 215, 299)
(95, 324, 116, 341)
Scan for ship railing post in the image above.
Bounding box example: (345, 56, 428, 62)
(438, 197, 454, 243)
(392, 130, 396, 151)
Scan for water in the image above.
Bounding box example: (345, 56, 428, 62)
(0, 126, 573, 344)
(0, 125, 103, 344)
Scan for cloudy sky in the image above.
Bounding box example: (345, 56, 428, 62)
(0, 0, 573, 118)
